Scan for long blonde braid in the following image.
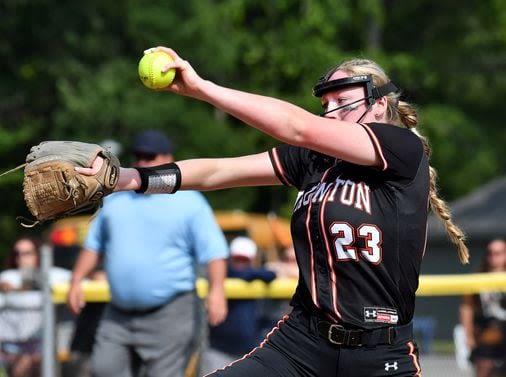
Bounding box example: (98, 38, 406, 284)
(333, 59, 470, 264)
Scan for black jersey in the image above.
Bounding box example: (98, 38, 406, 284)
(268, 122, 430, 329)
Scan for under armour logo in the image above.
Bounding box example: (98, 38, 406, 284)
(365, 310, 377, 318)
(384, 362, 398, 372)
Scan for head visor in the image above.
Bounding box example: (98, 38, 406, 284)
(312, 74, 398, 106)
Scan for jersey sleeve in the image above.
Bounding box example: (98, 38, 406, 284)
(361, 122, 425, 180)
(268, 144, 310, 190)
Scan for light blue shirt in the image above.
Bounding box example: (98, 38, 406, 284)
(84, 191, 228, 310)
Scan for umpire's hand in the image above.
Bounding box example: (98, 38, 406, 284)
(67, 280, 86, 315)
(206, 285, 228, 326)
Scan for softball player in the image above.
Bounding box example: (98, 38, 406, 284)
(81, 47, 470, 377)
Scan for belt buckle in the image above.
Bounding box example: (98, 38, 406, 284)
(328, 324, 346, 345)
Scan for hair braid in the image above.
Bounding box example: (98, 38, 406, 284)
(428, 167, 470, 264)
(411, 129, 469, 264)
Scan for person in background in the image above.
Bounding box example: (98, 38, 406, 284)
(63, 269, 107, 377)
(264, 244, 299, 326)
(67, 129, 229, 377)
(265, 244, 299, 280)
(0, 235, 71, 377)
(460, 238, 506, 377)
(202, 236, 276, 374)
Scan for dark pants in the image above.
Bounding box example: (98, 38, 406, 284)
(204, 307, 421, 377)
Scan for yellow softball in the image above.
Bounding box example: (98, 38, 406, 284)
(138, 51, 176, 89)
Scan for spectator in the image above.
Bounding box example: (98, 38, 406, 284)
(460, 238, 506, 377)
(202, 236, 276, 374)
(67, 129, 229, 377)
(63, 269, 107, 377)
(264, 244, 299, 325)
(265, 244, 299, 279)
(0, 235, 71, 377)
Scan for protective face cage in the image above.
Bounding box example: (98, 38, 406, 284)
(312, 74, 398, 106)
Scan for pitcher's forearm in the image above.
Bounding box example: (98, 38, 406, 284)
(116, 168, 142, 192)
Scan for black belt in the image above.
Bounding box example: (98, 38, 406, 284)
(317, 321, 413, 347)
(111, 290, 194, 315)
(112, 303, 166, 315)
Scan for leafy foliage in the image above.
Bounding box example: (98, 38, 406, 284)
(1, 0, 505, 256)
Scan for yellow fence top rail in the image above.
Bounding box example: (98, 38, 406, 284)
(52, 272, 506, 304)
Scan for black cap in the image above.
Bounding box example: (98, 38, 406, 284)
(132, 130, 173, 155)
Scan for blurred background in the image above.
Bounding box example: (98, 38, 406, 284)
(1, 0, 505, 375)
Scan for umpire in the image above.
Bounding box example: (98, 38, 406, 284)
(67, 130, 229, 377)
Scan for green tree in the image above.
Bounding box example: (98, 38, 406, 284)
(1, 0, 505, 257)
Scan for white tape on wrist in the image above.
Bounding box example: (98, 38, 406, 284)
(145, 173, 178, 194)
(134, 162, 181, 194)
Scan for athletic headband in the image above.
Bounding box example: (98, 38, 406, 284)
(312, 74, 398, 106)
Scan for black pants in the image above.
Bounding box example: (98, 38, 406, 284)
(204, 307, 421, 377)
